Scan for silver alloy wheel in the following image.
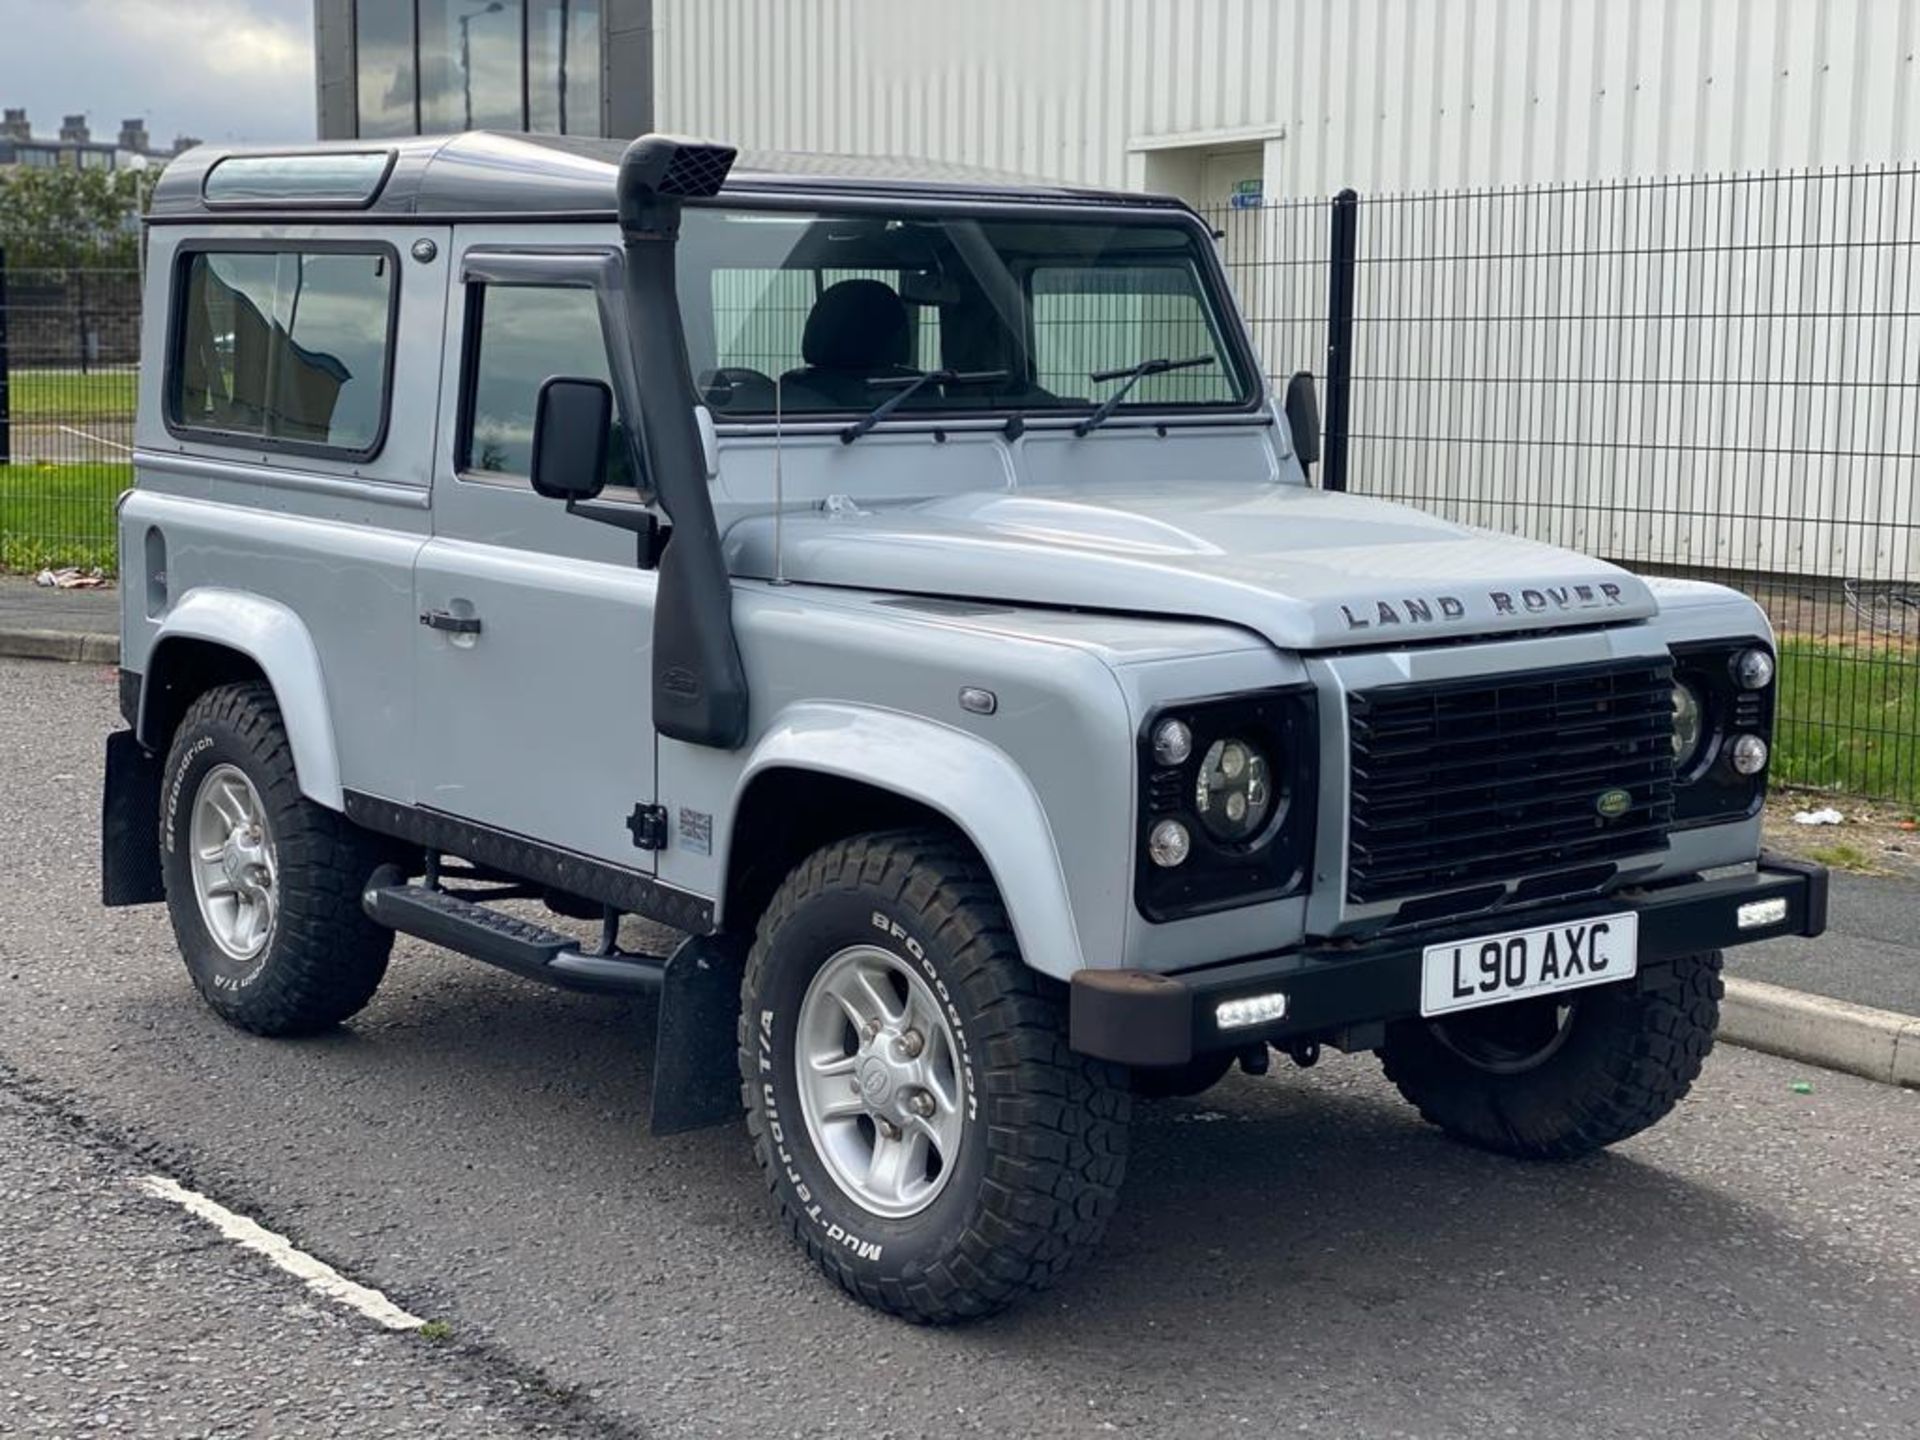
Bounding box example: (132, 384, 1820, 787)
(188, 763, 280, 964)
(795, 943, 968, 1219)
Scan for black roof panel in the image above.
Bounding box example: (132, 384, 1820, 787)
(148, 132, 1183, 221)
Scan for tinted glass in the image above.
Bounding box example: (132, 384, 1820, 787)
(173, 250, 395, 454)
(419, 0, 525, 131)
(354, 0, 417, 137)
(528, 0, 601, 134)
(676, 208, 1248, 418)
(464, 284, 635, 488)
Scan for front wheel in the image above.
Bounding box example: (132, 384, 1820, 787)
(1379, 952, 1724, 1160)
(739, 830, 1131, 1323)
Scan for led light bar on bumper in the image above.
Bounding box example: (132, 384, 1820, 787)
(1134, 687, 1318, 921)
(1669, 638, 1777, 828)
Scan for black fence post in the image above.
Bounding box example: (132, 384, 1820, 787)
(1322, 187, 1359, 492)
(0, 243, 10, 467)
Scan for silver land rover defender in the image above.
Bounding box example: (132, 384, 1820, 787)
(103, 133, 1827, 1322)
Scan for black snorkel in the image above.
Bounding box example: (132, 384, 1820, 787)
(616, 134, 750, 751)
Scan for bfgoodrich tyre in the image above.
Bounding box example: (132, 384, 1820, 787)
(739, 829, 1131, 1323)
(1379, 952, 1723, 1160)
(160, 681, 395, 1037)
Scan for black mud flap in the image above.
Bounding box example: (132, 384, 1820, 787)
(649, 932, 747, 1135)
(102, 729, 165, 907)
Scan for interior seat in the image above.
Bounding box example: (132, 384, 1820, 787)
(779, 278, 920, 409)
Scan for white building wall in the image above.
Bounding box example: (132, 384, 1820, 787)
(655, 1, 1920, 582)
(655, 0, 1920, 201)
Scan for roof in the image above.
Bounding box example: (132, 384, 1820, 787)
(147, 132, 1185, 222)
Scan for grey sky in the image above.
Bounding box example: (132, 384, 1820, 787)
(0, 0, 315, 148)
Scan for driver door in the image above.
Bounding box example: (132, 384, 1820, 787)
(413, 238, 660, 870)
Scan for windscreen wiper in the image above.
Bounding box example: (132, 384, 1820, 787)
(839, 369, 1010, 444)
(1073, 355, 1214, 437)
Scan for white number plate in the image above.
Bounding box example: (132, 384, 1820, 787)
(1420, 912, 1638, 1018)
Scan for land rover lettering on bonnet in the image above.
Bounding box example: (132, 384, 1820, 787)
(101, 132, 1828, 1324)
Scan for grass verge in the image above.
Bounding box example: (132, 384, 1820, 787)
(0, 461, 130, 573)
(7, 368, 138, 422)
(1773, 638, 1920, 808)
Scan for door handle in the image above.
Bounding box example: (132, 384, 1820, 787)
(420, 609, 482, 636)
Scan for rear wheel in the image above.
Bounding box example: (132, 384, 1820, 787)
(739, 829, 1131, 1323)
(161, 682, 395, 1036)
(1378, 952, 1723, 1160)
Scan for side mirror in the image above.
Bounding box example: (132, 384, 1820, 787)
(530, 376, 612, 501)
(1283, 371, 1321, 470)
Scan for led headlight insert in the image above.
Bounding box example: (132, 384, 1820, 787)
(1193, 737, 1273, 844)
(1671, 681, 1706, 767)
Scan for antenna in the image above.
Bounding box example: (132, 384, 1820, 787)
(771, 372, 788, 586)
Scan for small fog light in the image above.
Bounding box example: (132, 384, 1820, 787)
(1152, 718, 1194, 766)
(1729, 733, 1770, 775)
(1216, 992, 1288, 1030)
(1731, 648, 1775, 690)
(1737, 897, 1789, 930)
(1147, 818, 1191, 868)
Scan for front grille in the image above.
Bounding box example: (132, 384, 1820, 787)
(1347, 658, 1676, 905)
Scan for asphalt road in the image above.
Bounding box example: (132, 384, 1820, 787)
(3, 655, 1918, 1439)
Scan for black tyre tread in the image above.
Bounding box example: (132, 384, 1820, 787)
(738, 828, 1130, 1324)
(1379, 952, 1723, 1161)
(164, 682, 393, 1037)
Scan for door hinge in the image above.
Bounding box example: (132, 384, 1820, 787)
(626, 803, 669, 851)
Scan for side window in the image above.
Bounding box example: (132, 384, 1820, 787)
(462, 284, 636, 489)
(171, 248, 395, 456)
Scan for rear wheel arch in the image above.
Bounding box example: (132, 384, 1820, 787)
(136, 591, 343, 809)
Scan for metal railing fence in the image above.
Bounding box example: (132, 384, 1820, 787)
(1203, 164, 1920, 806)
(0, 249, 140, 573)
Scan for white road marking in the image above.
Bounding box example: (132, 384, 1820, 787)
(133, 1174, 425, 1332)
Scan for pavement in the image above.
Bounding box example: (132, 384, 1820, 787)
(0, 574, 119, 636)
(2, 654, 1919, 1438)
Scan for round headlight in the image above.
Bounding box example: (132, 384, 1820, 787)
(1731, 647, 1775, 691)
(1729, 733, 1770, 776)
(1671, 681, 1707, 767)
(1152, 718, 1194, 766)
(1147, 818, 1191, 868)
(1193, 737, 1274, 843)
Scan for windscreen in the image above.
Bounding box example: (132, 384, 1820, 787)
(675, 206, 1254, 420)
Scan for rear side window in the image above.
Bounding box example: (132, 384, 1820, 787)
(170, 247, 396, 457)
(461, 284, 637, 489)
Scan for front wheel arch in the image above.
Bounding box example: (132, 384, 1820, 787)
(720, 705, 1091, 980)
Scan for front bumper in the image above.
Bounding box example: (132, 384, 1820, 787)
(1071, 854, 1828, 1066)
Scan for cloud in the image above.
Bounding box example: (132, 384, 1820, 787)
(0, 0, 315, 145)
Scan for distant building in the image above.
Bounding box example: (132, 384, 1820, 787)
(0, 108, 196, 171)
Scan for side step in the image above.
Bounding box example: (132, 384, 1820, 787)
(362, 877, 665, 995)
(360, 870, 746, 1134)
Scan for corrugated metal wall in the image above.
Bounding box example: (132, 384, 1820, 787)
(655, 0, 1920, 198)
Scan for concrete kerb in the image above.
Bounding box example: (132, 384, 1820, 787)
(1721, 977, 1920, 1090)
(1, 628, 1915, 1091)
(0, 628, 120, 665)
